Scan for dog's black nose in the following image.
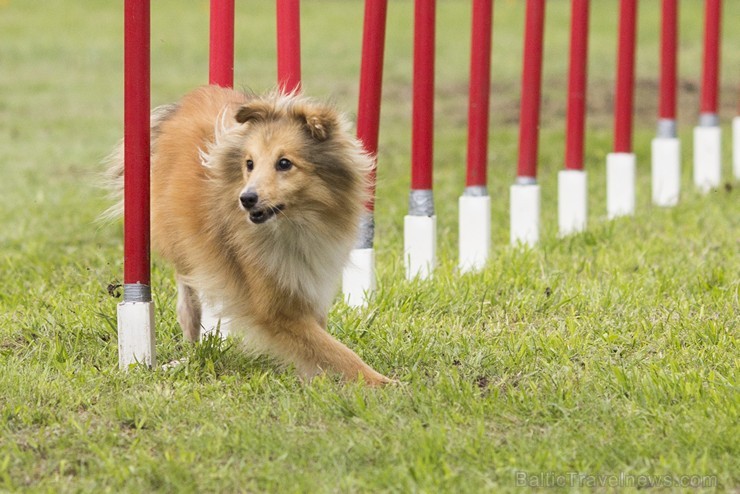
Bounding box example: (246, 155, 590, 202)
(240, 190, 259, 210)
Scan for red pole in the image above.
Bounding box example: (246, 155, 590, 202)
(123, 0, 151, 293)
(613, 0, 638, 153)
(410, 0, 435, 191)
(700, 0, 722, 116)
(276, 0, 301, 93)
(357, 0, 388, 213)
(465, 0, 493, 188)
(209, 0, 235, 88)
(516, 0, 546, 179)
(659, 0, 678, 122)
(564, 0, 589, 171)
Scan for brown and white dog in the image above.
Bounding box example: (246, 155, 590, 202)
(106, 85, 389, 385)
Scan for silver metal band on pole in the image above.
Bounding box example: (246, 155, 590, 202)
(657, 118, 677, 138)
(699, 112, 719, 127)
(408, 189, 435, 216)
(515, 176, 538, 186)
(355, 213, 375, 249)
(123, 283, 152, 303)
(463, 185, 488, 197)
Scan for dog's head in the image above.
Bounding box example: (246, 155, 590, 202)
(224, 93, 370, 228)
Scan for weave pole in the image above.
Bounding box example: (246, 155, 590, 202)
(342, 0, 388, 306)
(693, 0, 722, 192)
(458, 0, 493, 272)
(558, 0, 590, 236)
(209, 0, 235, 87)
(404, 0, 436, 279)
(510, 0, 545, 247)
(276, 0, 301, 93)
(118, 0, 155, 369)
(606, 0, 638, 219)
(651, 0, 681, 206)
(201, 0, 236, 339)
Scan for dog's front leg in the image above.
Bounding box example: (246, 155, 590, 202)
(176, 276, 202, 342)
(272, 316, 391, 386)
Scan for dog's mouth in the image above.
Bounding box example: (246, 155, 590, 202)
(249, 204, 285, 224)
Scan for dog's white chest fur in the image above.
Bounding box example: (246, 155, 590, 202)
(259, 224, 349, 313)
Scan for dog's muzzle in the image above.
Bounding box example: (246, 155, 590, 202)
(239, 191, 284, 224)
(248, 204, 284, 224)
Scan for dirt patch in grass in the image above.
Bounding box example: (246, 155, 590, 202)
(384, 77, 738, 131)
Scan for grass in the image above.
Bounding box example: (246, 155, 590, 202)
(1, 0, 738, 492)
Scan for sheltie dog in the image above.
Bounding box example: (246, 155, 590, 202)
(106, 85, 390, 385)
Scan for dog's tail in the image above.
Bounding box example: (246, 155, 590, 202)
(99, 103, 180, 221)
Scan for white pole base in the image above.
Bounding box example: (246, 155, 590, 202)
(200, 297, 229, 338)
(342, 248, 376, 307)
(458, 194, 490, 273)
(606, 152, 636, 219)
(651, 136, 681, 207)
(404, 215, 436, 280)
(693, 125, 721, 192)
(118, 301, 156, 369)
(510, 183, 540, 247)
(558, 169, 587, 236)
(733, 116, 740, 180)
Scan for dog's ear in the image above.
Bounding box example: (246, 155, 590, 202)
(235, 100, 272, 124)
(303, 107, 337, 142)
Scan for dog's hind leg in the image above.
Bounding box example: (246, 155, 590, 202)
(176, 276, 202, 342)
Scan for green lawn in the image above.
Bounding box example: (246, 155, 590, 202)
(1, 1, 738, 492)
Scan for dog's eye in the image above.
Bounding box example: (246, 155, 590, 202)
(246, 159, 254, 172)
(276, 158, 293, 172)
